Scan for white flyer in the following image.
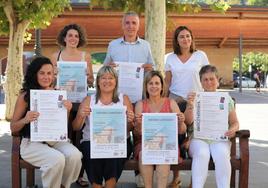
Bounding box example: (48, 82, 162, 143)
(116, 62, 144, 103)
(30, 90, 68, 142)
(142, 113, 178, 165)
(194, 92, 229, 141)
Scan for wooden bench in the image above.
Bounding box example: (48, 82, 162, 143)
(11, 130, 250, 188)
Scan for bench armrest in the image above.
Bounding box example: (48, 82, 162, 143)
(236, 130, 250, 139)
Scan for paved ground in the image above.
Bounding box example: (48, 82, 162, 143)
(1, 88, 268, 188)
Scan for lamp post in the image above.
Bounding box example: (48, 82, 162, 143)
(239, 34, 243, 93)
(34, 29, 42, 57)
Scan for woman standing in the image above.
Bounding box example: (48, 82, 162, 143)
(51, 24, 94, 186)
(165, 26, 209, 187)
(72, 66, 134, 188)
(10, 57, 82, 188)
(134, 71, 188, 188)
(51, 24, 94, 87)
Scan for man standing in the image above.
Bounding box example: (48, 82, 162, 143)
(104, 11, 154, 71)
(104, 11, 154, 187)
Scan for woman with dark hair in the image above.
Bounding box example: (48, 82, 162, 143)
(52, 24, 94, 186)
(72, 66, 134, 188)
(51, 23, 94, 87)
(10, 57, 82, 188)
(164, 26, 209, 187)
(165, 26, 209, 101)
(134, 71, 188, 188)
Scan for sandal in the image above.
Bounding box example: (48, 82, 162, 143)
(169, 177, 182, 188)
(76, 177, 89, 187)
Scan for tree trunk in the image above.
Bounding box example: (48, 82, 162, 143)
(3, 4, 30, 120)
(145, 0, 166, 72)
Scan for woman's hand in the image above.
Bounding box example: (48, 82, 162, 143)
(134, 113, 142, 134)
(127, 110, 134, 123)
(177, 112, 185, 123)
(135, 113, 142, 125)
(24, 111, 40, 124)
(78, 103, 90, 118)
(141, 63, 153, 72)
(107, 61, 117, 68)
(187, 92, 196, 108)
(63, 100, 72, 111)
(225, 127, 237, 138)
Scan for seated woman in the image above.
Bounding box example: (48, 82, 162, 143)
(72, 65, 134, 188)
(10, 57, 82, 188)
(189, 65, 239, 188)
(134, 71, 188, 188)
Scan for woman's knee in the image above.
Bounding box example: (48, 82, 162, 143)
(42, 151, 65, 172)
(156, 166, 170, 183)
(211, 143, 230, 163)
(192, 147, 210, 162)
(67, 147, 82, 162)
(54, 153, 66, 168)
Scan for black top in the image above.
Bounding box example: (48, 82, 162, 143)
(20, 104, 30, 138)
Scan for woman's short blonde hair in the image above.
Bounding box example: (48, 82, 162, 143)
(95, 66, 119, 104)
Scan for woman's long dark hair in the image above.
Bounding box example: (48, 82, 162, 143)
(21, 56, 53, 103)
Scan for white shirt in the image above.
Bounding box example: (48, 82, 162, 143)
(165, 50, 209, 99)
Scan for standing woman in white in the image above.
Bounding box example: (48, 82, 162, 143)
(164, 26, 209, 187)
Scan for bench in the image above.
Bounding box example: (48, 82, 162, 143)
(11, 129, 250, 188)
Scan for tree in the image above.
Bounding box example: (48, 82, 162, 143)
(145, 0, 165, 71)
(90, 0, 230, 71)
(0, 0, 70, 120)
(233, 52, 268, 76)
(248, 0, 268, 6)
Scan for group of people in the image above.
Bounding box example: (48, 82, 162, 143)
(10, 11, 239, 188)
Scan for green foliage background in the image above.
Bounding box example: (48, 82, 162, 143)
(0, 0, 71, 36)
(233, 52, 268, 75)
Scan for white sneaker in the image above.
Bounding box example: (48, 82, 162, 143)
(135, 174, 145, 188)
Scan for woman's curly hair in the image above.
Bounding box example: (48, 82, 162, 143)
(57, 24, 87, 48)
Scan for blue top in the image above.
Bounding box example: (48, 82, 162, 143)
(104, 37, 155, 66)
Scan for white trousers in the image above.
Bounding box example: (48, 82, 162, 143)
(20, 138, 82, 188)
(189, 139, 231, 188)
